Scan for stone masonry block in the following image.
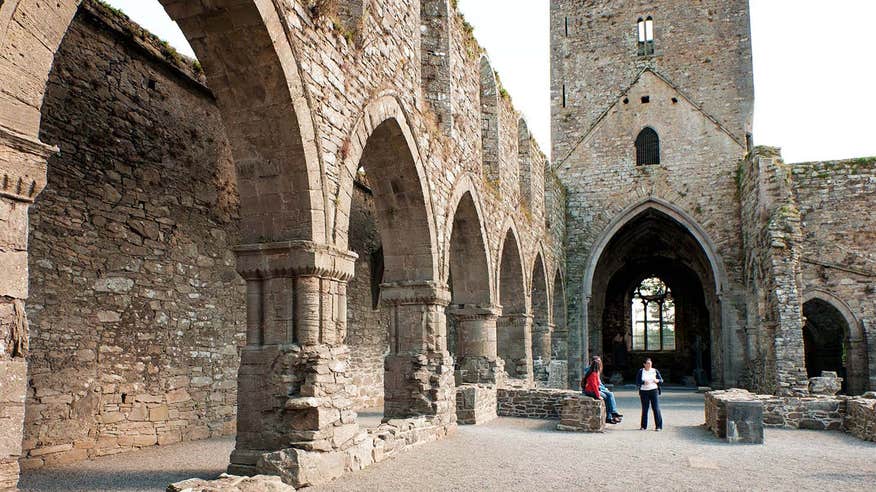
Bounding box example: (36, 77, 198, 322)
(725, 400, 764, 444)
(557, 396, 605, 433)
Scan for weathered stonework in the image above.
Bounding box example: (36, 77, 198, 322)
(845, 397, 876, 442)
(791, 158, 876, 394)
(556, 396, 605, 432)
(1, 0, 875, 488)
(706, 389, 876, 442)
(455, 384, 498, 425)
(497, 388, 580, 420)
(23, 3, 243, 469)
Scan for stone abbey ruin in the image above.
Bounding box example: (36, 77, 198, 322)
(0, 0, 874, 488)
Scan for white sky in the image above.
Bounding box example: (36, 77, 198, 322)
(105, 0, 876, 164)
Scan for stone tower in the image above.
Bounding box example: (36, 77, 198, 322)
(551, 0, 754, 163)
(551, 0, 762, 389)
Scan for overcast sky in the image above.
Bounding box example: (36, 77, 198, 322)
(105, 0, 876, 163)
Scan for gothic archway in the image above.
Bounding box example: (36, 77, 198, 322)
(584, 201, 724, 387)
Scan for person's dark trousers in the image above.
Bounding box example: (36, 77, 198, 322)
(639, 389, 663, 429)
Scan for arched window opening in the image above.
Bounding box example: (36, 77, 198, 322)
(631, 277, 675, 351)
(635, 127, 660, 165)
(637, 16, 655, 56)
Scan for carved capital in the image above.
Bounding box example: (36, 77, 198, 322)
(0, 125, 56, 203)
(380, 281, 451, 306)
(447, 304, 501, 321)
(233, 241, 357, 281)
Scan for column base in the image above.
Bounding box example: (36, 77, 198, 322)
(455, 384, 498, 425)
(455, 355, 504, 386)
(384, 351, 456, 423)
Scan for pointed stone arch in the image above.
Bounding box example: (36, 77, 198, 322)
(442, 175, 493, 299)
(531, 250, 551, 381)
(583, 198, 727, 299)
(337, 95, 439, 285)
(802, 289, 869, 395)
(552, 267, 570, 386)
(496, 222, 531, 380)
(580, 198, 731, 387)
(446, 188, 500, 386)
(446, 189, 493, 306)
(2, 0, 331, 482)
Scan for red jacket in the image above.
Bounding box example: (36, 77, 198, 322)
(583, 371, 602, 399)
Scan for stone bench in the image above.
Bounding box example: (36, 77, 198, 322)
(556, 396, 605, 432)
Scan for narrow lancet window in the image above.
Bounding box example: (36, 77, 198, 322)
(635, 127, 660, 165)
(637, 16, 655, 56)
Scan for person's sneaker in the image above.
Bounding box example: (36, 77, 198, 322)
(655, 428, 662, 432)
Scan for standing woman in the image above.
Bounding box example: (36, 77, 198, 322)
(636, 358, 663, 431)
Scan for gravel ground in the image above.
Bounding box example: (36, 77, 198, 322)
(18, 437, 234, 492)
(20, 390, 876, 491)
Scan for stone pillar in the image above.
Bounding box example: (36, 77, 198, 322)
(228, 241, 360, 475)
(532, 322, 553, 382)
(449, 305, 504, 385)
(0, 128, 51, 488)
(497, 312, 533, 381)
(380, 282, 456, 424)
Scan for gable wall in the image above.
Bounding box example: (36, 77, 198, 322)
(556, 72, 747, 383)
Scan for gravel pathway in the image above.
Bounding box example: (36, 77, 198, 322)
(20, 390, 876, 491)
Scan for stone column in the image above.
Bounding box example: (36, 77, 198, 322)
(448, 305, 503, 385)
(0, 128, 51, 489)
(228, 241, 360, 475)
(532, 322, 553, 382)
(496, 312, 533, 381)
(380, 282, 455, 425)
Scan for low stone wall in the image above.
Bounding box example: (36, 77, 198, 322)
(761, 396, 846, 431)
(706, 389, 876, 442)
(456, 384, 497, 425)
(497, 388, 582, 420)
(254, 415, 455, 488)
(556, 397, 605, 432)
(845, 398, 876, 442)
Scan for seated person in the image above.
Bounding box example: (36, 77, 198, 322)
(581, 356, 622, 424)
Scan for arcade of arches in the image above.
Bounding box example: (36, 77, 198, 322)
(0, 0, 874, 489)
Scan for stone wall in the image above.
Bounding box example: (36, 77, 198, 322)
(22, 4, 244, 468)
(738, 148, 809, 395)
(790, 158, 876, 394)
(554, 67, 748, 387)
(0, 0, 568, 485)
(845, 397, 876, 442)
(346, 183, 389, 410)
(761, 396, 846, 431)
(706, 389, 876, 441)
(497, 388, 582, 420)
(455, 384, 497, 425)
(550, 0, 753, 163)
